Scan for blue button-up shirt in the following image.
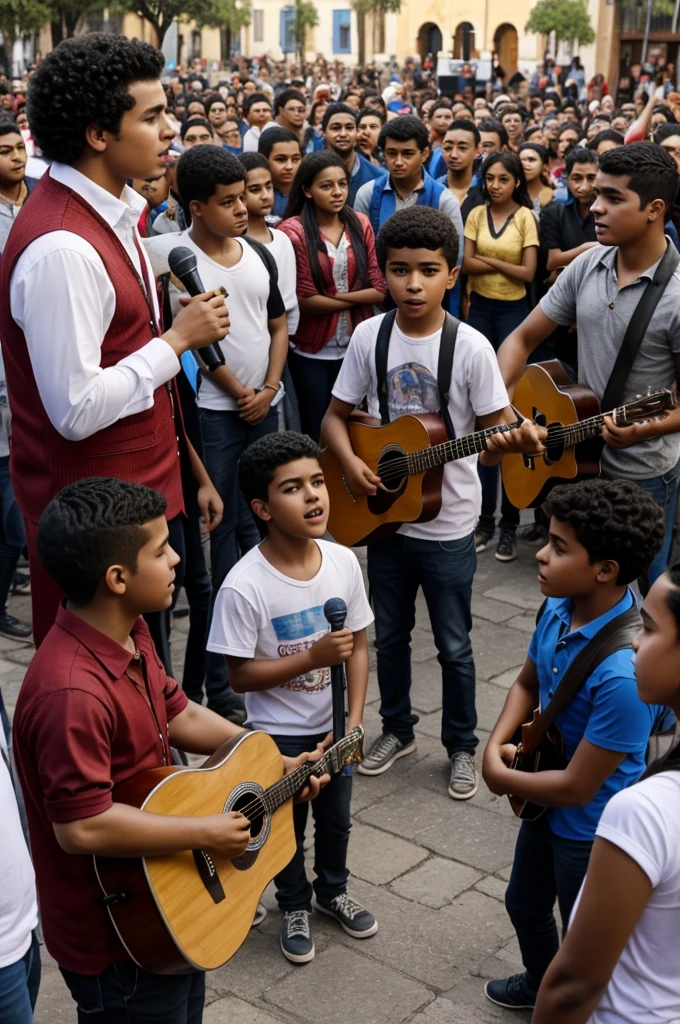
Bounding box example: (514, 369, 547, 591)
(528, 588, 659, 841)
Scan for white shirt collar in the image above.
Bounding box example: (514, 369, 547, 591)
(49, 162, 146, 234)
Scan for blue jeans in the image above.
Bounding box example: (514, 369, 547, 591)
(200, 407, 278, 710)
(632, 459, 680, 584)
(366, 532, 478, 755)
(0, 455, 26, 613)
(0, 931, 41, 1024)
(505, 817, 593, 993)
(61, 960, 204, 1024)
(287, 350, 344, 442)
(272, 733, 352, 910)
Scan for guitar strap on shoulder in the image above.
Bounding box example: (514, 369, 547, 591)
(374, 309, 460, 439)
(533, 603, 641, 744)
(601, 241, 680, 412)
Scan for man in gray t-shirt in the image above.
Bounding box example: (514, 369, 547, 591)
(497, 142, 680, 582)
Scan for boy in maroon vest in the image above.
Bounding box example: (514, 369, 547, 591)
(0, 34, 229, 646)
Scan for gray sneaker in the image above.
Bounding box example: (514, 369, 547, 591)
(448, 752, 478, 800)
(280, 909, 314, 963)
(357, 733, 416, 776)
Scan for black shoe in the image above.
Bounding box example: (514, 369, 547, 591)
(474, 516, 495, 553)
(495, 527, 518, 563)
(519, 522, 548, 545)
(484, 973, 537, 1010)
(0, 614, 32, 641)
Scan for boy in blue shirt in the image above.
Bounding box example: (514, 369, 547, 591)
(207, 432, 377, 964)
(482, 478, 666, 1011)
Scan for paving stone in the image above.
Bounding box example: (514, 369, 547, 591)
(475, 681, 508, 733)
(504, 612, 538, 635)
(401, 752, 515, 822)
(482, 582, 543, 613)
(2, 644, 35, 666)
(496, 863, 514, 882)
(389, 855, 482, 908)
(470, 622, 530, 682)
(204, 994, 289, 1024)
(348, 821, 428, 884)
(0, 634, 34, 654)
(358, 787, 519, 873)
(470, 596, 519, 623)
(487, 668, 523, 690)
(263, 945, 432, 1024)
(352, 763, 409, 813)
(206, 929, 297, 1001)
(473, 875, 508, 903)
(410, 659, 444, 714)
(34, 968, 74, 1023)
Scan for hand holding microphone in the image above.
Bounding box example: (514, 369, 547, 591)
(161, 247, 230, 368)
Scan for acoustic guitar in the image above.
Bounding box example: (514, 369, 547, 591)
(322, 412, 522, 547)
(94, 727, 364, 974)
(507, 713, 566, 821)
(501, 360, 677, 509)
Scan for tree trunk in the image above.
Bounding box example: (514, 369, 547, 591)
(154, 18, 168, 46)
(51, 18, 64, 49)
(357, 10, 366, 65)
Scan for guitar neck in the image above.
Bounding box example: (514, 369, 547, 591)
(407, 419, 522, 476)
(258, 730, 361, 815)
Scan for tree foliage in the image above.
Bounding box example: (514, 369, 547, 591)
(351, 0, 401, 64)
(293, 0, 318, 62)
(0, 0, 53, 45)
(525, 0, 595, 47)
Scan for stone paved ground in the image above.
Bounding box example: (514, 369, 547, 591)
(3, 533, 546, 1024)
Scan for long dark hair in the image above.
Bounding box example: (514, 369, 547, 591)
(643, 563, 680, 779)
(479, 150, 533, 210)
(282, 151, 368, 294)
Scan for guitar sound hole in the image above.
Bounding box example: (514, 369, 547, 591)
(231, 791, 265, 839)
(542, 423, 566, 467)
(368, 445, 407, 515)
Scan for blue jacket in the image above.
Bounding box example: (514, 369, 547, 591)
(348, 152, 387, 207)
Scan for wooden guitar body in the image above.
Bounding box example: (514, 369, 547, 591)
(502, 360, 602, 509)
(322, 412, 448, 547)
(94, 731, 295, 974)
(508, 710, 567, 821)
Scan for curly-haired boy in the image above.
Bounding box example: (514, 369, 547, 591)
(482, 478, 666, 1012)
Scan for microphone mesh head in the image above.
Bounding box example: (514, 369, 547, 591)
(168, 246, 197, 278)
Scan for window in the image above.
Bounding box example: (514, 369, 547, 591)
(333, 10, 351, 53)
(280, 7, 295, 52)
(253, 9, 264, 42)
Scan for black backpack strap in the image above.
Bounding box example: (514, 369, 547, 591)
(375, 309, 398, 425)
(601, 241, 679, 411)
(437, 312, 459, 440)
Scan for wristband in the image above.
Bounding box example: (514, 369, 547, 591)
(263, 383, 279, 393)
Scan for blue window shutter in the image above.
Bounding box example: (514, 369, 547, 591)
(333, 10, 351, 53)
(280, 7, 294, 51)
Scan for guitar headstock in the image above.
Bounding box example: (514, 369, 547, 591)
(325, 727, 365, 774)
(616, 385, 678, 426)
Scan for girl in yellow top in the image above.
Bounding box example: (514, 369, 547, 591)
(462, 152, 539, 563)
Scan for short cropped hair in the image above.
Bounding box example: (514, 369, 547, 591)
(565, 146, 598, 175)
(321, 102, 358, 132)
(177, 145, 245, 211)
(478, 118, 508, 148)
(37, 478, 167, 604)
(0, 120, 21, 139)
(376, 206, 459, 272)
(258, 126, 301, 159)
(243, 92, 271, 115)
(238, 151, 270, 175)
(445, 119, 481, 145)
(379, 115, 429, 153)
(543, 479, 665, 585)
(599, 140, 680, 214)
(273, 88, 305, 116)
(27, 34, 164, 164)
(180, 116, 214, 140)
(357, 106, 386, 126)
(239, 432, 323, 505)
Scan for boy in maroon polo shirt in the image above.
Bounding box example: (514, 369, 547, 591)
(12, 477, 327, 1023)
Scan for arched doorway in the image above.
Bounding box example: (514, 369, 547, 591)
(453, 22, 475, 61)
(494, 23, 518, 76)
(417, 22, 443, 62)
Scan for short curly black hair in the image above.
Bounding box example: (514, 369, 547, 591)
(37, 477, 167, 604)
(543, 479, 665, 585)
(239, 432, 323, 506)
(27, 34, 164, 165)
(376, 206, 459, 272)
(176, 145, 245, 218)
(379, 114, 429, 153)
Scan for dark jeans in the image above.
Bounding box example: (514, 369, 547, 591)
(199, 406, 278, 711)
(272, 732, 352, 911)
(631, 459, 680, 584)
(0, 931, 41, 1024)
(479, 464, 520, 530)
(467, 293, 529, 352)
(145, 514, 186, 678)
(0, 455, 26, 613)
(505, 817, 593, 993)
(366, 532, 478, 755)
(178, 512, 212, 701)
(287, 350, 344, 442)
(60, 961, 205, 1024)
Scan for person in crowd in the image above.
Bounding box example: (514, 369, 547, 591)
(12, 477, 326, 1022)
(261, 87, 307, 144)
(499, 143, 680, 584)
(425, 100, 454, 175)
(554, 121, 584, 176)
(208, 431, 377, 964)
(436, 119, 484, 222)
(258, 126, 303, 219)
(462, 151, 539, 563)
(534, 561, 680, 1024)
(206, 96, 229, 132)
(477, 117, 509, 156)
(500, 105, 526, 151)
(654, 120, 680, 171)
(215, 117, 244, 154)
(589, 128, 624, 155)
(539, 145, 599, 274)
(322, 206, 543, 796)
(0, 121, 38, 254)
(483, 480, 665, 1011)
(320, 102, 386, 206)
(357, 106, 386, 165)
(181, 117, 218, 148)
(279, 151, 386, 440)
(241, 92, 273, 152)
(518, 142, 554, 215)
(303, 100, 329, 154)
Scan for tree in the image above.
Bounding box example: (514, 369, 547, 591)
(49, 0, 105, 48)
(293, 0, 317, 63)
(0, 0, 53, 49)
(192, 0, 251, 58)
(525, 0, 595, 61)
(351, 0, 401, 66)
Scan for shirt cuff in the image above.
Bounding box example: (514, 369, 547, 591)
(120, 337, 181, 389)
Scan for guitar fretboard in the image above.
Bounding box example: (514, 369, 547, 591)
(405, 420, 522, 477)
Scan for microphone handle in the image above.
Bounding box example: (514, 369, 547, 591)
(328, 613, 348, 748)
(177, 269, 226, 373)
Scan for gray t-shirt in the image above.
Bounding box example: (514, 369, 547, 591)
(540, 243, 680, 479)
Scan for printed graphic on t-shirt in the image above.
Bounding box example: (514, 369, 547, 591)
(387, 362, 440, 420)
(271, 605, 330, 693)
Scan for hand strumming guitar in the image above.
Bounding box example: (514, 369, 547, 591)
(341, 455, 384, 498)
(205, 811, 252, 859)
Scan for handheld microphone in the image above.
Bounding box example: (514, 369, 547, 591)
(324, 598, 348, 750)
(168, 246, 226, 372)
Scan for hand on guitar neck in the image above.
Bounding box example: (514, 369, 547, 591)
(479, 415, 547, 467)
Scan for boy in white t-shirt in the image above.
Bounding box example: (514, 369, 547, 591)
(322, 206, 543, 799)
(208, 431, 377, 965)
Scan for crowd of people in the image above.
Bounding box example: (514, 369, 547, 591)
(0, 31, 680, 1024)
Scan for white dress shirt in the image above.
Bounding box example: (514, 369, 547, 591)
(8, 163, 179, 442)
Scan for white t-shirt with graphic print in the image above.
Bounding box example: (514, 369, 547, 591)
(207, 540, 373, 735)
(331, 312, 509, 542)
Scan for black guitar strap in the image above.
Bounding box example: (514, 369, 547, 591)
(601, 241, 679, 412)
(375, 309, 460, 439)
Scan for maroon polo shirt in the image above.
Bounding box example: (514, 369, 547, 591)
(12, 604, 188, 975)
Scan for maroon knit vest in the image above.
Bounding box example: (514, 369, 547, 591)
(0, 174, 184, 522)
